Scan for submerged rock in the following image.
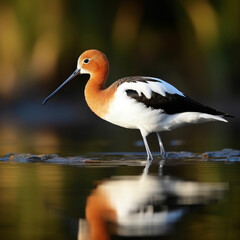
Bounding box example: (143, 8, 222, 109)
(199, 148, 240, 161)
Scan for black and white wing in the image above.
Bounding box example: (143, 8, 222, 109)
(116, 76, 232, 117)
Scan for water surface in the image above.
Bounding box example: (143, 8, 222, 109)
(0, 149, 240, 240)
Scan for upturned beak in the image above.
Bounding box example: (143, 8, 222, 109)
(42, 68, 80, 105)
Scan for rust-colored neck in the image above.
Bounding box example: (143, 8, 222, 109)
(84, 67, 115, 118)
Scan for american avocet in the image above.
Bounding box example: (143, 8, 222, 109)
(43, 49, 233, 160)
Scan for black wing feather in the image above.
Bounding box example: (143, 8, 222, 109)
(126, 90, 233, 117)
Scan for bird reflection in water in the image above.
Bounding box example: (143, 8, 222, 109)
(78, 175, 227, 240)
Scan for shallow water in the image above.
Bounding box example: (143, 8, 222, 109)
(1, 149, 240, 240)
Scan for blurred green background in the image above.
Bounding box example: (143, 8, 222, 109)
(0, 0, 239, 156)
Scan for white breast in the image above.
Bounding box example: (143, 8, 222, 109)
(103, 79, 169, 134)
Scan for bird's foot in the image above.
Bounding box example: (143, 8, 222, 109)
(142, 153, 153, 175)
(160, 147, 167, 159)
(147, 152, 154, 161)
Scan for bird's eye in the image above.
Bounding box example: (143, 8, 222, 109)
(83, 58, 90, 64)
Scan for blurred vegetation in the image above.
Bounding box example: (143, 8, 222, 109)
(0, 0, 239, 155)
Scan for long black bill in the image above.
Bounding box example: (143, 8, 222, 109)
(42, 68, 80, 105)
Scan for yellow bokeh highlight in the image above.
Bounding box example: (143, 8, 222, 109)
(183, 0, 219, 48)
(32, 32, 61, 80)
(0, 5, 23, 96)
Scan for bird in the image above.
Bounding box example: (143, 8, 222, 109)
(43, 49, 233, 161)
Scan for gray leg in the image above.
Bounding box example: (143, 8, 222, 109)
(140, 131, 153, 161)
(156, 133, 166, 159)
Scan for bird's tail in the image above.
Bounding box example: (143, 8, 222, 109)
(211, 115, 228, 123)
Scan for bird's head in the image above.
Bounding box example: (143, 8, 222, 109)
(42, 49, 109, 105)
